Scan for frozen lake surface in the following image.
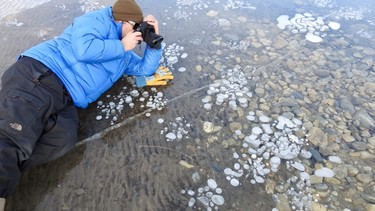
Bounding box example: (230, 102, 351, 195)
(1, 0, 375, 210)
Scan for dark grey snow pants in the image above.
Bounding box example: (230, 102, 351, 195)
(0, 56, 79, 197)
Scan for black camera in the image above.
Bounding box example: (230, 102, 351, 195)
(134, 22, 163, 49)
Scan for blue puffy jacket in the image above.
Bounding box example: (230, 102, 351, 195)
(22, 7, 162, 108)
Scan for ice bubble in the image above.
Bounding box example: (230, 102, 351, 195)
(215, 188, 222, 194)
(158, 118, 164, 124)
(277, 15, 291, 29)
(300, 149, 312, 159)
(156, 92, 164, 98)
(234, 163, 241, 170)
(224, 168, 232, 175)
(305, 33, 323, 43)
(212, 195, 225, 206)
(188, 198, 196, 207)
(96, 115, 103, 120)
(187, 190, 195, 196)
(238, 97, 248, 106)
(292, 29, 299, 34)
(230, 178, 240, 187)
(262, 124, 273, 134)
(314, 167, 335, 178)
(229, 100, 237, 110)
(261, 134, 271, 142)
(291, 162, 305, 171)
(207, 179, 218, 189)
(328, 21, 340, 30)
(300, 172, 310, 181)
(181, 53, 188, 59)
(238, 97, 247, 108)
(263, 152, 270, 160)
(254, 175, 265, 183)
(224, 168, 243, 177)
(207, 10, 219, 17)
(248, 138, 261, 148)
(142, 91, 149, 98)
(252, 127, 263, 135)
(206, 192, 214, 198)
(270, 156, 281, 167)
(166, 132, 177, 140)
(320, 25, 329, 31)
(292, 118, 302, 126)
(178, 67, 187, 72)
(259, 116, 270, 123)
(197, 196, 210, 207)
(235, 130, 242, 136)
(202, 96, 212, 103)
(248, 149, 257, 156)
(145, 113, 151, 117)
(278, 149, 297, 160)
(109, 102, 116, 109)
(246, 115, 256, 121)
(130, 90, 139, 97)
(167, 56, 178, 64)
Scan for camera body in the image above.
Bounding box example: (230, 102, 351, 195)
(134, 22, 163, 49)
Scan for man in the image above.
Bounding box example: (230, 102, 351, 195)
(0, 0, 167, 209)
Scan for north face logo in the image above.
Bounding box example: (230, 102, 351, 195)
(9, 123, 22, 131)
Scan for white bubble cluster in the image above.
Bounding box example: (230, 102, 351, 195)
(79, 0, 104, 13)
(160, 117, 192, 141)
(223, 0, 256, 10)
(161, 43, 186, 70)
(95, 83, 167, 125)
(313, 0, 335, 8)
(276, 13, 340, 43)
(332, 6, 371, 21)
(182, 178, 225, 209)
(203, 66, 252, 111)
(223, 112, 313, 210)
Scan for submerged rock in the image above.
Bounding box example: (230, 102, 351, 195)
(354, 109, 375, 130)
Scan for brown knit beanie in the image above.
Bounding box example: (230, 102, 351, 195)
(112, 0, 143, 23)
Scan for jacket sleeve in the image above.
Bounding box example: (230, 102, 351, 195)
(70, 15, 125, 63)
(0, 139, 22, 198)
(124, 44, 163, 76)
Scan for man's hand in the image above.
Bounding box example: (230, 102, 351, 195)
(121, 31, 143, 51)
(144, 15, 159, 34)
(135, 66, 173, 87)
